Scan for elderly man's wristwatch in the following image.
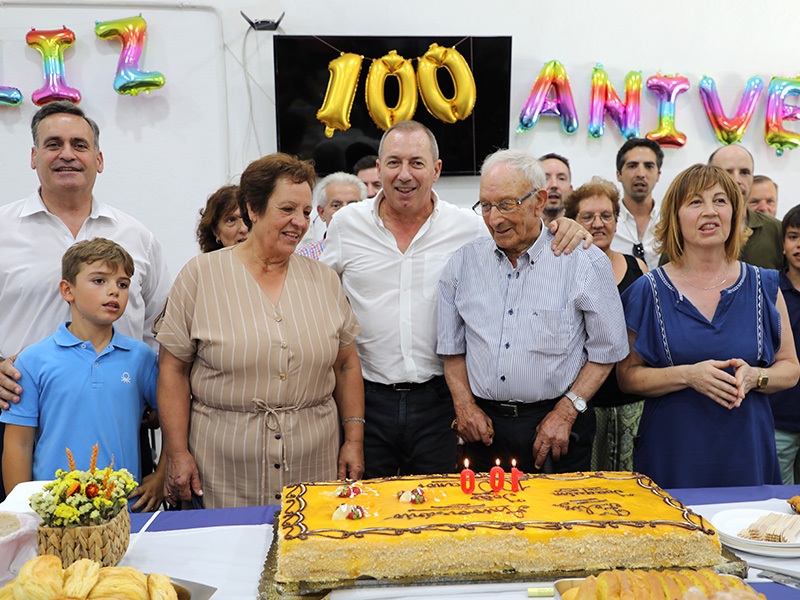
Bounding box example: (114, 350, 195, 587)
(564, 391, 587, 413)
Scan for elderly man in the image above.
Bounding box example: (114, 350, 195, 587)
(538, 152, 572, 226)
(0, 100, 170, 503)
(297, 172, 366, 259)
(749, 175, 779, 218)
(709, 145, 783, 270)
(438, 149, 628, 473)
(323, 121, 591, 478)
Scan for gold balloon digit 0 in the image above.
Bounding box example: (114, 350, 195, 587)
(417, 43, 476, 124)
(365, 50, 418, 131)
(316, 52, 363, 138)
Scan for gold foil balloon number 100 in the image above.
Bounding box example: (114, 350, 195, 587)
(316, 44, 477, 138)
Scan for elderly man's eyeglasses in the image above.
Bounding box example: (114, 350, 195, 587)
(472, 190, 537, 216)
(576, 212, 616, 226)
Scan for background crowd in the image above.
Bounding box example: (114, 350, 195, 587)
(1, 101, 799, 511)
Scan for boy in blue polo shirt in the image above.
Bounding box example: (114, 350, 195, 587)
(771, 206, 800, 484)
(1, 238, 163, 510)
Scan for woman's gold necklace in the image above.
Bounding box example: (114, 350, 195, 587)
(680, 262, 731, 290)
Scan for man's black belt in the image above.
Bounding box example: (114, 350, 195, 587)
(366, 376, 443, 392)
(475, 396, 561, 418)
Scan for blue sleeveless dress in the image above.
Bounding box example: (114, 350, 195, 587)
(621, 263, 782, 488)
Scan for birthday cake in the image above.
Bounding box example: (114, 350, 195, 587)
(275, 471, 723, 583)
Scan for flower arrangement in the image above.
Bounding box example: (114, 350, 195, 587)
(30, 445, 138, 527)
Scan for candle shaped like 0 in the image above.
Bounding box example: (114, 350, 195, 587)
(460, 459, 475, 494)
(511, 459, 523, 492)
(489, 459, 505, 492)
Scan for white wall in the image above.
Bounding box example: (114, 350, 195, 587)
(2, 0, 799, 277)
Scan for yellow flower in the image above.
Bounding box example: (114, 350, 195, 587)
(54, 504, 80, 524)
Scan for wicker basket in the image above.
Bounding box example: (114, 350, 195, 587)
(37, 508, 130, 567)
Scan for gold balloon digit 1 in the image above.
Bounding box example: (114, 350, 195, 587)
(365, 50, 418, 131)
(417, 44, 476, 124)
(317, 52, 363, 138)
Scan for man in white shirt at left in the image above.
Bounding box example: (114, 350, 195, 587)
(0, 101, 171, 499)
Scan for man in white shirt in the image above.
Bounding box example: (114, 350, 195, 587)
(0, 101, 170, 498)
(322, 120, 591, 477)
(609, 138, 664, 271)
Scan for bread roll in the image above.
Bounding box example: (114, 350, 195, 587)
(146, 573, 178, 600)
(13, 554, 63, 600)
(0, 513, 20, 538)
(63, 558, 101, 599)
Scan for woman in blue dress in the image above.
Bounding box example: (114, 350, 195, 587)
(617, 164, 799, 488)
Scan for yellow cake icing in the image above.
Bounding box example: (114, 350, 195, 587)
(275, 471, 723, 583)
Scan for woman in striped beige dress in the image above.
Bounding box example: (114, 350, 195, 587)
(156, 153, 364, 508)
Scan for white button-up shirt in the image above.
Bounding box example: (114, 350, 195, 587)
(322, 191, 486, 384)
(610, 199, 661, 271)
(0, 191, 171, 358)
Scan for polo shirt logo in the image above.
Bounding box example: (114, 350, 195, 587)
(121, 372, 131, 383)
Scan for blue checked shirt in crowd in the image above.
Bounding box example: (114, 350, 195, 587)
(437, 226, 629, 402)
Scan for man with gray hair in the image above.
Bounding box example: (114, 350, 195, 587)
(437, 149, 628, 473)
(297, 172, 366, 259)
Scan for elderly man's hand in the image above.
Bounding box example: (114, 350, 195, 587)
(338, 439, 364, 481)
(0, 355, 22, 410)
(454, 403, 494, 446)
(549, 217, 593, 256)
(532, 398, 577, 469)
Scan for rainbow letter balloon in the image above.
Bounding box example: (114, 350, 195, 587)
(765, 77, 800, 156)
(0, 84, 22, 107)
(95, 15, 165, 96)
(26, 27, 80, 106)
(698, 76, 762, 146)
(517, 60, 578, 135)
(588, 65, 641, 140)
(645, 74, 690, 148)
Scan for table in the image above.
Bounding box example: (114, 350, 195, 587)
(3, 484, 800, 598)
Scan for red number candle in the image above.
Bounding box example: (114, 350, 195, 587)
(489, 458, 505, 492)
(460, 458, 475, 494)
(511, 458, 523, 492)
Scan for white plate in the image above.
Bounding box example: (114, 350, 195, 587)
(710, 508, 800, 557)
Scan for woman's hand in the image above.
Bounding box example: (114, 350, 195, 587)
(731, 358, 760, 402)
(685, 359, 741, 409)
(164, 449, 203, 507)
(337, 439, 364, 481)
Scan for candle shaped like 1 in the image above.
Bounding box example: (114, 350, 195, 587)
(489, 458, 505, 492)
(460, 459, 475, 494)
(511, 459, 523, 492)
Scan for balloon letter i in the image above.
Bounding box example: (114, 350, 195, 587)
(27, 27, 81, 106)
(645, 74, 690, 148)
(95, 15, 165, 96)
